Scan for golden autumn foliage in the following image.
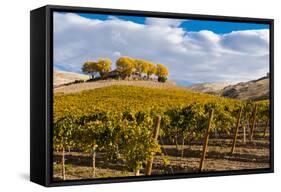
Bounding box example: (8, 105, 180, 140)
(135, 59, 148, 75)
(82, 61, 99, 79)
(146, 62, 157, 78)
(53, 85, 269, 178)
(82, 58, 112, 79)
(116, 57, 136, 77)
(156, 64, 169, 77)
(97, 58, 112, 78)
(83, 56, 169, 80)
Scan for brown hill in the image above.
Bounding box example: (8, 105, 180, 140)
(187, 82, 230, 95)
(54, 70, 89, 87)
(220, 76, 269, 101)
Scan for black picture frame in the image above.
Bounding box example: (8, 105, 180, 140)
(30, 4, 274, 187)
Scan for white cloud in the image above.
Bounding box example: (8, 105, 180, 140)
(145, 17, 184, 27)
(220, 29, 269, 56)
(54, 12, 269, 84)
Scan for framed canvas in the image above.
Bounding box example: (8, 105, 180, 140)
(30, 5, 274, 187)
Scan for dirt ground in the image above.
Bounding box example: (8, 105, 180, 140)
(53, 132, 270, 181)
(54, 80, 178, 94)
(153, 138, 270, 175)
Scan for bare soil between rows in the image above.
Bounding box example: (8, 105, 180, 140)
(53, 135, 270, 181)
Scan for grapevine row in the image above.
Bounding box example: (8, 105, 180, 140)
(53, 99, 269, 179)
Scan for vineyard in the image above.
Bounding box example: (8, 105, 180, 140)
(53, 85, 270, 180)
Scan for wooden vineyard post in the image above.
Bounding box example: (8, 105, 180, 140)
(243, 125, 246, 143)
(263, 118, 269, 137)
(62, 147, 66, 180)
(92, 147, 96, 178)
(199, 109, 214, 172)
(146, 115, 161, 176)
(181, 138, 185, 158)
(250, 104, 258, 141)
(134, 169, 140, 176)
(230, 107, 243, 154)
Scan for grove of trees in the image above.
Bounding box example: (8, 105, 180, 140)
(82, 58, 112, 79)
(82, 57, 169, 82)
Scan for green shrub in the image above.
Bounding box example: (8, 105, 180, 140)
(158, 76, 167, 82)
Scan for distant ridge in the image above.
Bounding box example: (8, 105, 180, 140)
(54, 70, 89, 87)
(220, 75, 269, 101)
(187, 82, 230, 95)
(187, 75, 269, 101)
(54, 70, 270, 101)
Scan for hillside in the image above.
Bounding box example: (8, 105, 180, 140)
(186, 76, 269, 101)
(53, 70, 270, 101)
(187, 82, 230, 95)
(220, 76, 269, 100)
(54, 70, 89, 88)
(54, 85, 242, 120)
(54, 79, 177, 94)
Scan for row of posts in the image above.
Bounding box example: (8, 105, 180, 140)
(146, 104, 269, 175)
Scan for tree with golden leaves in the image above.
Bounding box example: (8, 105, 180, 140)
(146, 62, 156, 79)
(116, 57, 136, 78)
(135, 59, 148, 77)
(156, 64, 169, 77)
(97, 58, 112, 78)
(156, 64, 169, 82)
(82, 61, 99, 79)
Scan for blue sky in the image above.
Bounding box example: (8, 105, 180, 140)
(54, 12, 270, 85)
(78, 12, 269, 34)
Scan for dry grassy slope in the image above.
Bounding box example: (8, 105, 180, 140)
(54, 70, 269, 101)
(54, 79, 178, 94)
(54, 70, 89, 87)
(187, 82, 230, 95)
(54, 70, 177, 93)
(220, 76, 269, 101)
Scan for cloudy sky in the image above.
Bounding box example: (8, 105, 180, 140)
(53, 12, 269, 85)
